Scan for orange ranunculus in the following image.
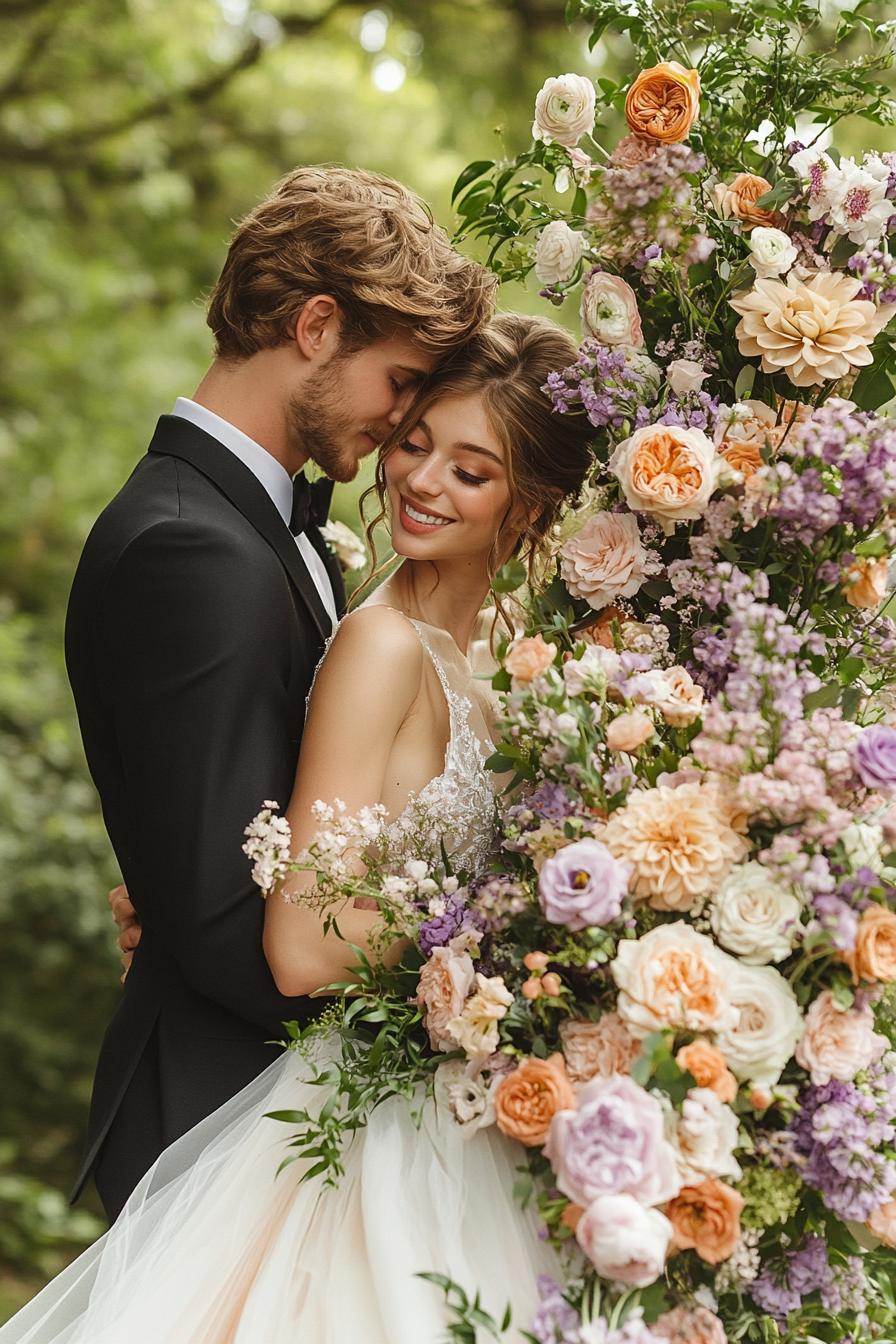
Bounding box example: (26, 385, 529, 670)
(494, 1053, 575, 1147)
(624, 61, 700, 144)
(676, 1040, 738, 1104)
(714, 173, 782, 230)
(666, 1177, 743, 1264)
(844, 904, 896, 984)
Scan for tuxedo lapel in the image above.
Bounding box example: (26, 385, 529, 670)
(147, 416, 332, 640)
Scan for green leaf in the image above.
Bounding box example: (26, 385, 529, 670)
(852, 357, 896, 411)
(451, 160, 494, 204)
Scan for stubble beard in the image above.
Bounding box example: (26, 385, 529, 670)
(287, 357, 377, 484)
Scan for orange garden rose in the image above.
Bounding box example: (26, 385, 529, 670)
(844, 904, 896, 983)
(494, 1053, 575, 1146)
(842, 556, 889, 610)
(625, 62, 700, 144)
(713, 173, 782, 230)
(676, 1039, 738, 1104)
(666, 1177, 744, 1264)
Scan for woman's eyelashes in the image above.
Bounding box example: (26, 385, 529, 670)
(399, 440, 490, 488)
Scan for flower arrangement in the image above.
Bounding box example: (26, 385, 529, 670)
(248, 3, 896, 1340)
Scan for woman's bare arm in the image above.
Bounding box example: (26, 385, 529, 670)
(263, 607, 423, 997)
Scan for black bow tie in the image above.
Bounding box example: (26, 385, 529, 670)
(289, 473, 334, 535)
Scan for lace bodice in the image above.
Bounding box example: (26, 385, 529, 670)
(382, 618, 497, 875)
(307, 606, 500, 876)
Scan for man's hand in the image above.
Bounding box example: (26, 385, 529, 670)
(108, 883, 141, 983)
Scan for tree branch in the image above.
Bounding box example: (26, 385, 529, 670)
(0, 2, 65, 107)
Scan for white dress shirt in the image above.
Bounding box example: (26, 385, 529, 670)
(171, 398, 338, 625)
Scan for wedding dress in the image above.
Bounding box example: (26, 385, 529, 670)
(2, 614, 558, 1344)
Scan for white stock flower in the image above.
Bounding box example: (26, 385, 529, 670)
(666, 358, 709, 396)
(709, 861, 803, 965)
(320, 519, 366, 570)
(534, 220, 586, 284)
(714, 962, 804, 1087)
(747, 226, 798, 278)
(671, 1087, 742, 1184)
(532, 73, 596, 148)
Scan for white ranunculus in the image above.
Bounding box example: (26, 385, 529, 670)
(747, 226, 798, 279)
(580, 271, 644, 346)
(532, 73, 596, 148)
(666, 358, 709, 396)
(672, 1087, 742, 1184)
(534, 220, 586, 285)
(714, 962, 804, 1087)
(709, 861, 803, 965)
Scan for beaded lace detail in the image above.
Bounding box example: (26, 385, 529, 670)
(383, 619, 497, 876)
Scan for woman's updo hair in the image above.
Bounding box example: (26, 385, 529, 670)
(362, 311, 594, 586)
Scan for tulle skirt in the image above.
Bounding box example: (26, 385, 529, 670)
(1, 1039, 557, 1343)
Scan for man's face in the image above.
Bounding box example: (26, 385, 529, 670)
(288, 334, 436, 483)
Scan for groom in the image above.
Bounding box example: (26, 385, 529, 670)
(66, 165, 495, 1220)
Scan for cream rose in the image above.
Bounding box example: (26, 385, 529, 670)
(417, 946, 476, 1052)
(654, 666, 705, 727)
(534, 219, 586, 284)
(609, 424, 722, 535)
(576, 1194, 673, 1287)
(730, 271, 889, 388)
(714, 962, 804, 1087)
(601, 781, 749, 912)
(709, 861, 803, 965)
(580, 272, 644, 346)
(747, 226, 798, 278)
(611, 921, 738, 1039)
(667, 358, 709, 396)
(560, 1013, 642, 1085)
(672, 1087, 742, 1184)
(606, 709, 655, 753)
(795, 989, 888, 1085)
(447, 972, 513, 1061)
(559, 511, 652, 610)
(532, 73, 596, 148)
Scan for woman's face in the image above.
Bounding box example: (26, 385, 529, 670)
(384, 392, 514, 567)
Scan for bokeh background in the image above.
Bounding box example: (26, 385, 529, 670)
(1, 0, 891, 1320)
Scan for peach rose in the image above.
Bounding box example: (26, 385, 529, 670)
(559, 511, 653, 611)
(417, 946, 475, 1052)
(715, 400, 784, 481)
(560, 1012, 642, 1084)
(609, 424, 722, 535)
(795, 988, 887, 1084)
(666, 1177, 743, 1264)
(713, 173, 781, 230)
(494, 1052, 575, 1146)
(607, 709, 655, 754)
(504, 633, 556, 683)
(676, 1040, 738, 1104)
(655, 1305, 727, 1344)
(610, 132, 658, 167)
(844, 904, 896, 983)
(624, 61, 700, 144)
(655, 666, 705, 727)
(867, 1199, 896, 1247)
(843, 557, 889, 610)
(580, 271, 644, 346)
(611, 922, 738, 1039)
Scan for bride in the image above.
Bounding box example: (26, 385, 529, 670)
(2, 313, 593, 1344)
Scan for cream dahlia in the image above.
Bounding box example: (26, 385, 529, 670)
(730, 271, 888, 388)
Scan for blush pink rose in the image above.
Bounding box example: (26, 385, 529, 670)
(606, 709, 655, 753)
(560, 1013, 642, 1084)
(576, 1193, 673, 1286)
(504, 633, 556, 683)
(795, 988, 887, 1085)
(416, 946, 475, 1052)
(580, 271, 644, 346)
(559, 511, 652, 611)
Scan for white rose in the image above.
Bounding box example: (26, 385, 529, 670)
(534, 220, 586, 284)
(576, 1193, 673, 1288)
(672, 1087, 742, 1184)
(747, 226, 798, 279)
(320, 518, 367, 570)
(609, 424, 723, 535)
(709, 861, 803, 965)
(714, 962, 804, 1087)
(666, 358, 709, 396)
(532, 73, 596, 148)
(841, 820, 884, 873)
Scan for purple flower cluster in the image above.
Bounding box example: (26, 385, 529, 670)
(530, 1276, 581, 1344)
(417, 891, 485, 956)
(848, 243, 896, 304)
(764, 401, 896, 544)
(750, 1235, 867, 1322)
(787, 1054, 896, 1220)
(468, 872, 529, 933)
(602, 143, 704, 212)
(543, 340, 660, 430)
(507, 781, 577, 826)
(636, 389, 721, 433)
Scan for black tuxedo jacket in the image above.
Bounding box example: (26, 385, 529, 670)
(64, 415, 346, 1217)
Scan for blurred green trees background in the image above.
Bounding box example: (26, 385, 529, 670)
(0, 0, 585, 1316)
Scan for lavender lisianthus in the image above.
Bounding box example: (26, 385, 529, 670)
(854, 724, 896, 793)
(538, 838, 631, 930)
(530, 1276, 581, 1344)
